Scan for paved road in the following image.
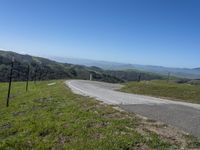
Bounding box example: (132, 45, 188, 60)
(66, 80, 200, 137)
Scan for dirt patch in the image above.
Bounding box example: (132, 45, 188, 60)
(13, 111, 26, 116)
(52, 134, 72, 150)
(133, 143, 152, 150)
(1, 122, 12, 129)
(33, 97, 53, 103)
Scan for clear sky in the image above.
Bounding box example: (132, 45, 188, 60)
(0, 0, 199, 68)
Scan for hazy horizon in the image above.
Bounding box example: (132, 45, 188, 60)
(1, 49, 199, 69)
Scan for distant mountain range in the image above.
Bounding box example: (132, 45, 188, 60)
(0, 50, 165, 83)
(194, 68, 200, 71)
(50, 57, 200, 79)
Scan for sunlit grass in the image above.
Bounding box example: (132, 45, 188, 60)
(121, 80, 200, 104)
(0, 80, 190, 149)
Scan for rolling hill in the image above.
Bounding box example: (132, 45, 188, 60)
(0, 50, 166, 82)
(0, 50, 122, 83)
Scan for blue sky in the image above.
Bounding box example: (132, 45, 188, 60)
(0, 0, 199, 68)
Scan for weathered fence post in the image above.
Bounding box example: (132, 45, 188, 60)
(26, 65, 30, 92)
(34, 68, 37, 84)
(6, 57, 14, 107)
(167, 72, 171, 83)
(90, 74, 93, 81)
(138, 73, 141, 82)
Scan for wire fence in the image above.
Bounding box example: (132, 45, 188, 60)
(0, 58, 42, 107)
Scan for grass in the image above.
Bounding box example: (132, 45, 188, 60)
(0, 80, 199, 149)
(121, 80, 200, 104)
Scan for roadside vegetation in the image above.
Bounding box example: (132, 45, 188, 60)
(121, 80, 200, 104)
(0, 80, 199, 149)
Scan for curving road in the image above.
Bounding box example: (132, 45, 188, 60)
(66, 80, 200, 137)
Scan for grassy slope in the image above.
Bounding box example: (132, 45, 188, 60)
(121, 80, 200, 104)
(0, 80, 199, 149)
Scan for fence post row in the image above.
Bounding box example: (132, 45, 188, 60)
(6, 59, 33, 106)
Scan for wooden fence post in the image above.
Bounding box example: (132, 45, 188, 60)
(6, 57, 14, 107)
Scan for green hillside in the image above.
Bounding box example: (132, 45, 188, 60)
(0, 50, 167, 83)
(0, 50, 122, 83)
(105, 69, 167, 81)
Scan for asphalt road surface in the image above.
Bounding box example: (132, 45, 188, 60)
(66, 80, 200, 137)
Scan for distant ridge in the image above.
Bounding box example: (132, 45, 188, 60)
(50, 57, 200, 79)
(0, 50, 122, 83)
(0, 50, 166, 82)
(194, 68, 200, 71)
